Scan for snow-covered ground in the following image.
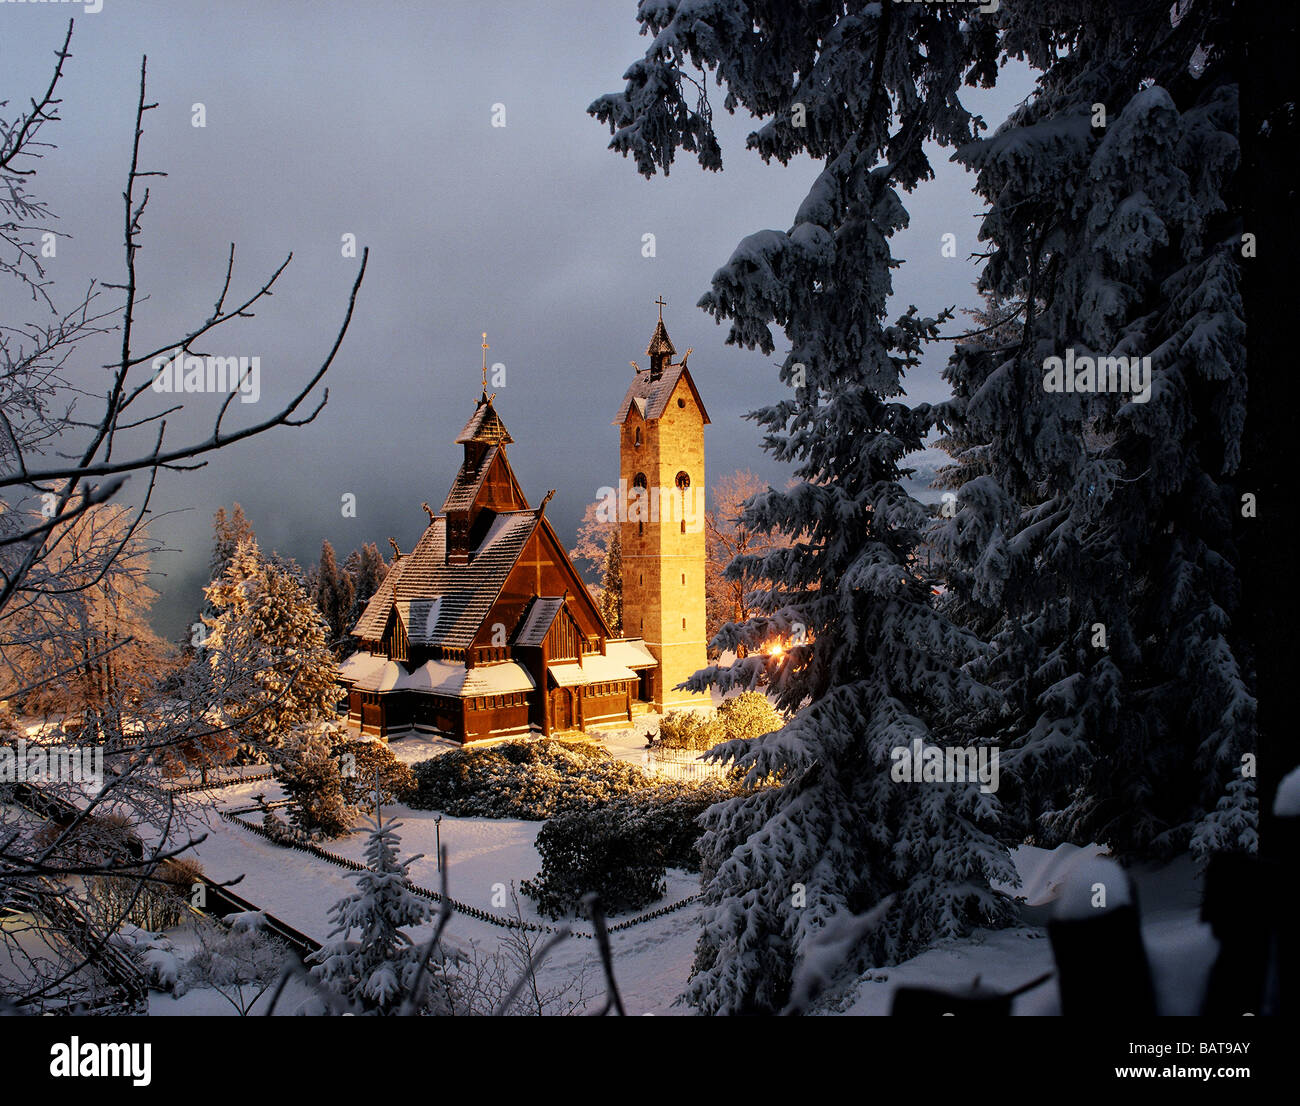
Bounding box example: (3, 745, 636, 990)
(175, 767, 704, 1014)
(165, 757, 1215, 1016)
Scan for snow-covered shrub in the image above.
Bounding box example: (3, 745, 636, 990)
(521, 781, 740, 917)
(654, 692, 783, 751)
(654, 709, 718, 752)
(337, 737, 417, 813)
(182, 917, 289, 1015)
(143, 944, 181, 993)
(409, 739, 657, 820)
(262, 810, 293, 841)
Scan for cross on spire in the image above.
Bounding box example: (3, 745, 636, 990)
(481, 332, 490, 392)
(654, 295, 667, 321)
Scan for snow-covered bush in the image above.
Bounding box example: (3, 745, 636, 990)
(409, 739, 657, 820)
(337, 737, 417, 813)
(654, 692, 783, 751)
(522, 781, 740, 918)
(182, 916, 289, 1015)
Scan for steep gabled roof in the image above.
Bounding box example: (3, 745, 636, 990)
(350, 511, 540, 649)
(613, 364, 711, 425)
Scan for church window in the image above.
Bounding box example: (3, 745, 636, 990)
(677, 398, 685, 408)
(634, 426, 642, 448)
(682, 618, 687, 629)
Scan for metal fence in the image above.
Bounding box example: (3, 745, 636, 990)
(643, 746, 728, 782)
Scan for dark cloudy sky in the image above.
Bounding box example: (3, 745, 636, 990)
(3, 1, 1031, 639)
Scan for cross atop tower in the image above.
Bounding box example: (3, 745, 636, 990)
(481, 332, 490, 393)
(654, 295, 667, 320)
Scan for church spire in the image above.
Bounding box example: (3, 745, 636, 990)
(646, 296, 676, 380)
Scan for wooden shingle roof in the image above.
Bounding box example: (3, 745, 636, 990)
(513, 596, 565, 647)
(455, 396, 513, 446)
(441, 443, 499, 513)
(613, 364, 712, 425)
(350, 510, 539, 649)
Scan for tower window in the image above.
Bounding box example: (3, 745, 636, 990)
(639, 573, 643, 586)
(677, 398, 685, 408)
(632, 472, 648, 537)
(634, 426, 642, 448)
(682, 618, 686, 630)
(681, 573, 685, 585)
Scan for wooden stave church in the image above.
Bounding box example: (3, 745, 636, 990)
(339, 313, 708, 743)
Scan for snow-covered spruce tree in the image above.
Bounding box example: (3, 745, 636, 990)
(593, 3, 1016, 1014)
(201, 537, 339, 755)
(311, 816, 436, 1015)
(276, 722, 356, 838)
(933, 1, 1255, 859)
(312, 539, 355, 655)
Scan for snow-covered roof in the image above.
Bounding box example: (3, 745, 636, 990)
(455, 395, 513, 446)
(514, 597, 564, 647)
(548, 655, 638, 687)
(605, 638, 657, 670)
(462, 662, 536, 697)
(441, 444, 499, 513)
(400, 658, 535, 697)
(613, 363, 711, 425)
(351, 511, 539, 648)
(338, 651, 387, 685)
(348, 656, 406, 693)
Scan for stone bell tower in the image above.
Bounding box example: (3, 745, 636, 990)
(613, 300, 710, 711)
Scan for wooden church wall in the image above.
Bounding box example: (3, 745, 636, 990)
(479, 521, 608, 650)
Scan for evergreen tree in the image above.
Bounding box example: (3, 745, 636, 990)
(310, 816, 434, 1015)
(599, 526, 623, 635)
(191, 503, 257, 657)
(571, 502, 622, 633)
(313, 540, 356, 654)
(594, 2, 1017, 1013)
(202, 538, 339, 754)
(342, 542, 388, 633)
(933, 2, 1254, 859)
(209, 504, 254, 582)
(276, 722, 356, 838)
